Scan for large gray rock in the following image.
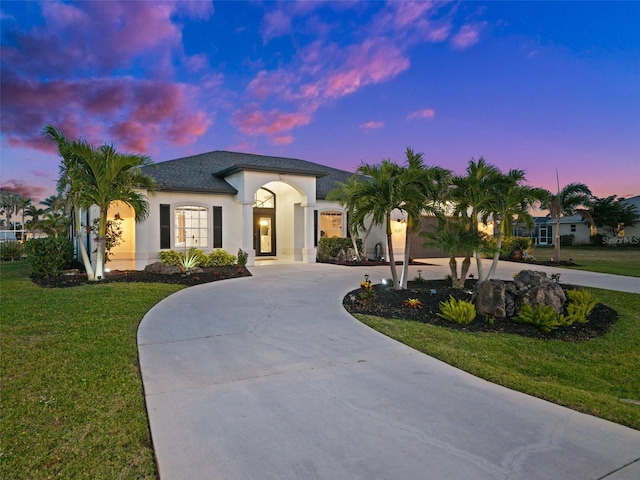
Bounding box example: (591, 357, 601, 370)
(145, 262, 180, 275)
(516, 282, 567, 314)
(474, 270, 567, 317)
(475, 280, 507, 318)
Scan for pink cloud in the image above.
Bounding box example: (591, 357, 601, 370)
(0, 179, 50, 202)
(232, 108, 311, 137)
(360, 121, 384, 131)
(407, 108, 435, 120)
(272, 135, 294, 145)
(262, 10, 292, 42)
(451, 23, 485, 50)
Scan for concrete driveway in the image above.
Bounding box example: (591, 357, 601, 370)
(138, 261, 640, 479)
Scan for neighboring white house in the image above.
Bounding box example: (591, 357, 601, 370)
(104, 151, 390, 269)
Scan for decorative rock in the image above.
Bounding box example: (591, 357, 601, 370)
(475, 280, 507, 318)
(335, 249, 347, 263)
(145, 262, 180, 275)
(513, 270, 549, 290)
(516, 282, 566, 314)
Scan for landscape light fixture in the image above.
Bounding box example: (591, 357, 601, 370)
(417, 269, 422, 279)
(364, 274, 369, 282)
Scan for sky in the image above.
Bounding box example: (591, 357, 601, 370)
(1, 0, 639, 203)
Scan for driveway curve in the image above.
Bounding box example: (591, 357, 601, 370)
(138, 262, 640, 480)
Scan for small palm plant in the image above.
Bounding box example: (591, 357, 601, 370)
(402, 298, 423, 309)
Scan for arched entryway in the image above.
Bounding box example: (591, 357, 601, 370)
(253, 188, 276, 256)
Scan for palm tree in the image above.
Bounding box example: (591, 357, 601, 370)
(326, 174, 369, 261)
(422, 218, 480, 289)
(45, 125, 156, 281)
(397, 148, 451, 289)
(540, 182, 592, 263)
(481, 169, 545, 279)
(451, 157, 503, 281)
(0, 190, 23, 231)
(352, 159, 405, 289)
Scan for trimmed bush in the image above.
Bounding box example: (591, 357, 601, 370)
(0, 241, 24, 261)
(236, 248, 248, 267)
(25, 237, 74, 278)
(318, 237, 362, 261)
(159, 250, 184, 266)
(481, 236, 530, 259)
(512, 304, 561, 332)
(205, 249, 236, 266)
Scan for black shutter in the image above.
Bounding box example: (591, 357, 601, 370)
(160, 204, 170, 249)
(314, 210, 318, 247)
(213, 206, 222, 248)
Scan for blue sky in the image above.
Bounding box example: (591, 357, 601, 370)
(1, 1, 639, 202)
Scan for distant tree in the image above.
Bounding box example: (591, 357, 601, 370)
(587, 195, 639, 237)
(0, 190, 23, 231)
(540, 182, 592, 263)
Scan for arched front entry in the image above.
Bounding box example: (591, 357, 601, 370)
(253, 188, 276, 256)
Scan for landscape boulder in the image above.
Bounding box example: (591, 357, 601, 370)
(145, 262, 180, 275)
(475, 280, 507, 318)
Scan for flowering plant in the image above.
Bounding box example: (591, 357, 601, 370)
(402, 298, 423, 309)
(359, 279, 376, 304)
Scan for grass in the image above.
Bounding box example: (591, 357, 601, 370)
(534, 245, 640, 277)
(356, 286, 640, 430)
(0, 261, 183, 479)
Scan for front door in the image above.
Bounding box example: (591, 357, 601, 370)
(254, 210, 276, 256)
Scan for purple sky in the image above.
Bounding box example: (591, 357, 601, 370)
(1, 1, 639, 202)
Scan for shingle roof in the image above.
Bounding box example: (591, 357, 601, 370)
(141, 150, 354, 199)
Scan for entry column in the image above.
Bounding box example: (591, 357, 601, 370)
(302, 203, 316, 263)
(241, 201, 256, 266)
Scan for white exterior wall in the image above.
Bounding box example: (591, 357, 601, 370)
(134, 190, 241, 270)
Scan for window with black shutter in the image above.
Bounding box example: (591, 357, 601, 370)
(213, 206, 222, 248)
(160, 204, 170, 249)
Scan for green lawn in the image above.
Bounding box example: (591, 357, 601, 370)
(357, 285, 640, 430)
(534, 245, 640, 277)
(0, 262, 183, 480)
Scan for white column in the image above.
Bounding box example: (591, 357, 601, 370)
(241, 201, 256, 266)
(302, 203, 316, 263)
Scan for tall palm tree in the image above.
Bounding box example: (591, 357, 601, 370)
(45, 125, 156, 281)
(481, 169, 545, 279)
(326, 174, 369, 260)
(352, 159, 405, 289)
(422, 218, 480, 289)
(451, 157, 503, 281)
(540, 182, 592, 263)
(397, 148, 451, 289)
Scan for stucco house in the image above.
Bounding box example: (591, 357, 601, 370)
(105, 151, 390, 269)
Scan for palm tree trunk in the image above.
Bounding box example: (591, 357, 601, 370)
(486, 230, 503, 280)
(459, 255, 472, 289)
(554, 217, 561, 263)
(449, 257, 463, 289)
(386, 214, 400, 290)
(93, 210, 107, 281)
(74, 208, 95, 281)
(400, 225, 411, 289)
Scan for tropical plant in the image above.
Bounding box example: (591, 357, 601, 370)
(561, 289, 598, 325)
(205, 249, 237, 266)
(450, 157, 503, 282)
(236, 248, 248, 267)
(540, 181, 592, 263)
(422, 218, 480, 289)
(0, 241, 24, 261)
(437, 296, 476, 324)
(512, 304, 561, 332)
(481, 169, 546, 279)
(358, 279, 376, 304)
(0, 190, 23, 231)
(402, 298, 423, 309)
(45, 125, 155, 281)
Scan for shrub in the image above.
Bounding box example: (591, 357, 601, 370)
(590, 234, 605, 246)
(480, 236, 530, 259)
(560, 234, 575, 246)
(0, 241, 24, 261)
(318, 237, 362, 261)
(236, 248, 248, 267)
(205, 249, 236, 266)
(25, 237, 74, 278)
(186, 247, 207, 266)
(561, 289, 598, 325)
(159, 250, 184, 266)
(512, 304, 561, 332)
(437, 296, 476, 324)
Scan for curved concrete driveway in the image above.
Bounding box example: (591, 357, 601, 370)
(138, 261, 640, 480)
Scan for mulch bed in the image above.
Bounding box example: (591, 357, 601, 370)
(343, 279, 618, 342)
(31, 266, 252, 288)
